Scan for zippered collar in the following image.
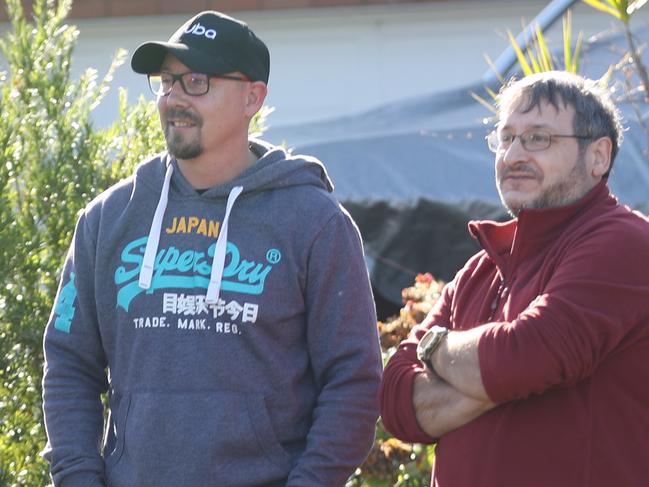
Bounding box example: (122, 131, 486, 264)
(469, 180, 613, 276)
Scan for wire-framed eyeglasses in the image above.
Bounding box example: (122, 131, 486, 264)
(147, 71, 248, 97)
(486, 129, 592, 153)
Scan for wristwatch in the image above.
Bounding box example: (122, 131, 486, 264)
(416, 325, 449, 369)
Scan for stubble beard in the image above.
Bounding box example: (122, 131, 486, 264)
(500, 154, 589, 217)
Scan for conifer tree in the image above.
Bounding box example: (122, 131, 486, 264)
(0, 0, 268, 483)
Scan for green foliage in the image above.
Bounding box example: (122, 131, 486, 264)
(0, 0, 272, 484)
(473, 10, 584, 114)
(582, 0, 649, 102)
(562, 11, 583, 74)
(507, 10, 583, 76)
(582, 0, 648, 21)
(475, 13, 589, 114)
(348, 273, 443, 486)
(0, 0, 124, 482)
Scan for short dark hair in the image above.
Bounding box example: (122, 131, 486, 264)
(497, 71, 624, 178)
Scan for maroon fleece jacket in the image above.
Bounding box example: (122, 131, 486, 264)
(380, 181, 649, 487)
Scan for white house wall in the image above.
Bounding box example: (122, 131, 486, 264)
(3, 1, 648, 129)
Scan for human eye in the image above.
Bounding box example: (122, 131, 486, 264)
(184, 73, 209, 93)
(524, 131, 551, 149)
(498, 132, 515, 144)
(156, 73, 173, 90)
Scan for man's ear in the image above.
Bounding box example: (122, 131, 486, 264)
(588, 136, 612, 179)
(244, 81, 268, 118)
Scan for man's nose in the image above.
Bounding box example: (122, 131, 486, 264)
(164, 79, 188, 106)
(501, 136, 529, 165)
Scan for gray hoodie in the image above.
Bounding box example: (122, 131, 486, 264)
(42, 139, 382, 487)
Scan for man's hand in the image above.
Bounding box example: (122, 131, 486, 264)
(413, 368, 495, 438)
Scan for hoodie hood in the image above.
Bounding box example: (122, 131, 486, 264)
(137, 138, 334, 304)
(135, 139, 334, 200)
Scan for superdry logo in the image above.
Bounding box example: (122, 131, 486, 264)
(114, 237, 281, 312)
(185, 22, 218, 40)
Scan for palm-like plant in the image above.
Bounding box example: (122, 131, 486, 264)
(508, 10, 583, 76)
(582, 0, 649, 99)
(582, 0, 648, 21)
(474, 10, 583, 113)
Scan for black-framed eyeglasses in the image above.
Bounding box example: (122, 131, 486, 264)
(147, 71, 247, 97)
(486, 129, 592, 153)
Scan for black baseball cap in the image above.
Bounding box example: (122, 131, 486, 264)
(131, 11, 270, 83)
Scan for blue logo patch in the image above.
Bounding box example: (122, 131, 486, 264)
(53, 272, 77, 333)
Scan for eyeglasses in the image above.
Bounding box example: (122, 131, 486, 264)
(147, 71, 247, 97)
(486, 129, 592, 153)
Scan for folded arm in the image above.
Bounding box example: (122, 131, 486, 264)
(380, 337, 494, 443)
(381, 280, 496, 442)
(413, 367, 495, 438)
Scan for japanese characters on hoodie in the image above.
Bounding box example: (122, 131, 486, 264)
(42, 139, 382, 487)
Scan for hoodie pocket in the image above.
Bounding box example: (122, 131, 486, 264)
(106, 390, 292, 487)
(104, 394, 130, 469)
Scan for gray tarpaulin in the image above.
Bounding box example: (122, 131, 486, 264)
(266, 25, 649, 313)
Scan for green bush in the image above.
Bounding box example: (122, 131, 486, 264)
(347, 273, 441, 487)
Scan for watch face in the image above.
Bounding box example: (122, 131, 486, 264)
(417, 325, 448, 363)
(417, 327, 437, 359)
(418, 327, 437, 349)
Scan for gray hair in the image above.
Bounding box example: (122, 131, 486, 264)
(497, 71, 624, 178)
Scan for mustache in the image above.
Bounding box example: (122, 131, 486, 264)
(500, 165, 538, 178)
(165, 108, 201, 125)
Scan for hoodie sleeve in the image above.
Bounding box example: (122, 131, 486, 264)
(42, 211, 109, 487)
(286, 209, 383, 487)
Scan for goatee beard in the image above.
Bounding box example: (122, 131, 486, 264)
(164, 108, 203, 160)
(166, 133, 203, 160)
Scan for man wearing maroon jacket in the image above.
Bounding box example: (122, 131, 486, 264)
(380, 71, 649, 486)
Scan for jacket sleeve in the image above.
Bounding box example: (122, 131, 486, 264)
(286, 210, 383, 487)
(42, 211, 109, 487)
(379, 280, 454, 444)
(478, 218, 649, 403)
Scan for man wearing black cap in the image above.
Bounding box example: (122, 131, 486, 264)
(130, 10, 271, 189)
(42, 11, 382, 487)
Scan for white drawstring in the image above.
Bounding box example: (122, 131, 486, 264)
(139, 163, 174, 290)
(138, 162, 243, 304)
(206, 186, 243, 304)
